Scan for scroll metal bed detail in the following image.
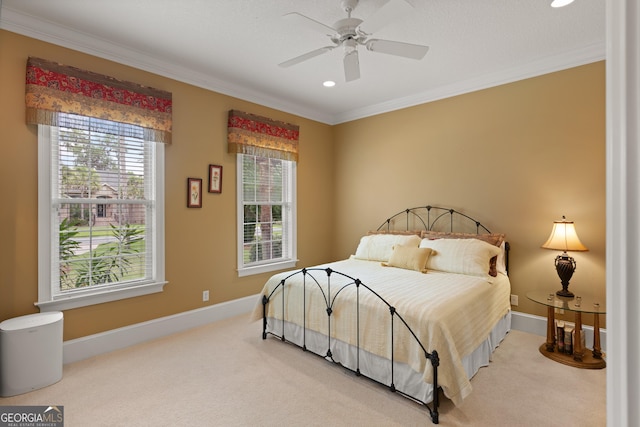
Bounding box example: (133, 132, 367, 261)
(261, 267, 441, 424)
(259, 205, 511, 425)
(377, 205, 510, 273)
(377, 205, 491, 234)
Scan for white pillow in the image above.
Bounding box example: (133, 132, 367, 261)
(419, 238, 502, 277)
(354, 234, 421, 262)
(496, 241, 507, 275)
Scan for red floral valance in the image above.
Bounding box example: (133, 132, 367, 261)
(227, 110, 299, 162)
(25, 57, 172, 143)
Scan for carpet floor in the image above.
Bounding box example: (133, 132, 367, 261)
(0, 314, 606, 426)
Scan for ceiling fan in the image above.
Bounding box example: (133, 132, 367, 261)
(278, 0, 429, 82)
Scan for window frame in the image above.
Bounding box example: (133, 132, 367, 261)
(37, 124, 166, 312)
(236, 154, 297, 277)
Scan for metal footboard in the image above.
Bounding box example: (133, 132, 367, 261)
(261, 267, 441, 424)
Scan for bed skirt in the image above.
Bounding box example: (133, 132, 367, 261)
(265, 309, 511, 404)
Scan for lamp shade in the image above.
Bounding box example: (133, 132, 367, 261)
(541, 217, 588, 252)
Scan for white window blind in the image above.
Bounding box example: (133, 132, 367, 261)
(237, 154, 296, 276)
(38, 113, 165, 310)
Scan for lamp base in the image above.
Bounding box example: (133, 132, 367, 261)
(556, 288, 575, 298)
(554, 253, 577, 299)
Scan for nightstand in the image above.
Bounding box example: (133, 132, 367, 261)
(527, 290, 605, 369)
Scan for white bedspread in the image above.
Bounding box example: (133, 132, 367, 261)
(251, 257, 511, 406)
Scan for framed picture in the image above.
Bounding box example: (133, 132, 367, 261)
(187, 178, 202, 208)
(208, 164, 223, 193)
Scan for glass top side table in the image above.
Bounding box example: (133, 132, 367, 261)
(526, 290, 605, 369)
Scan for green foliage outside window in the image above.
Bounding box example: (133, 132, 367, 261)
(59, 220, 144, 290)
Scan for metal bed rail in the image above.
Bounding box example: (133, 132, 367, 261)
(261, 267, 441, 424)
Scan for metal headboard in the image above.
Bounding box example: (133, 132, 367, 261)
(376, 205, 509, 274)
(377, 205, 492, 234)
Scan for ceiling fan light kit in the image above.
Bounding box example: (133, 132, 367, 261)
(278, 0, 429, 82)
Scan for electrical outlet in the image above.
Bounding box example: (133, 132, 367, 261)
(202, 290, 209, 302)
(510, 294, 518, 306)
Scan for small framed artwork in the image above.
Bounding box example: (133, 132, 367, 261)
(187, 178, 202, 208)
(208, 164, 223, 193)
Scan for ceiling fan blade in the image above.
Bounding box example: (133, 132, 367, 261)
(357, 0, 413, 35)
(344, 50, 360, 82)
(283, 12, 335, 36)
(366, 39, 429, 60)
(279, 46, 336, 68)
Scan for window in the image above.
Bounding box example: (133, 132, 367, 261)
(236, 154, 296, 276)
(38, 113, 165, 311)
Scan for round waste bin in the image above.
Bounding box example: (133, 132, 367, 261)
(0, 312, 63, 397)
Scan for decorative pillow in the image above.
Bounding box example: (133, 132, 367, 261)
(354, 234, 421, 262)
(420, 231, 506, 277)
(419, 238, 502, 277)
(382, 245, 433, 273)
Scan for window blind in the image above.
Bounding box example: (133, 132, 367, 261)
(52, 113, 155, 294)
(240, 155, 294, 268)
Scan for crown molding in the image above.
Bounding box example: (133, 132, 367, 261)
(1, 6, 604, 126)
(332, 42, 605, 124)
(0, 6, 334, 124)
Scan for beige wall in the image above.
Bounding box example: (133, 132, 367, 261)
(0, 30, 335, 339)
(0, 28, 606, 339)
(333, 62, 606, 327)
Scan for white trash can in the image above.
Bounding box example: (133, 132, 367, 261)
(0, 312, 63, 397)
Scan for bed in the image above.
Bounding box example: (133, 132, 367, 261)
(251, 205, 511, 424)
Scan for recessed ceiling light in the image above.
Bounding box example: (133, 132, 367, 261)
(551, 0, 575, 7)
(323, 80, 336, 88)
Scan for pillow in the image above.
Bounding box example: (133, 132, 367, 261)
(420, 230, 505, 246)
(496, 241, 507, 275)
(419, 238, 502, 277)
(382, 245, 433, 273)
(354, 234, 421, 262)
(420, 231, 506, 277)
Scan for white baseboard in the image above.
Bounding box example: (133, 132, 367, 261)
(63, 294, 259, 364)
(62, 300, 606, 365)
(510, 310, 607, 353)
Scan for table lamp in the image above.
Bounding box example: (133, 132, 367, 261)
(541, 216, 588, 297)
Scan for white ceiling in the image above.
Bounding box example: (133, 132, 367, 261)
(0, 0, 605, 124)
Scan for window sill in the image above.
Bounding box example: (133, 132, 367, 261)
(237, 260, 298, 277)
(35, 281, 168, 312)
